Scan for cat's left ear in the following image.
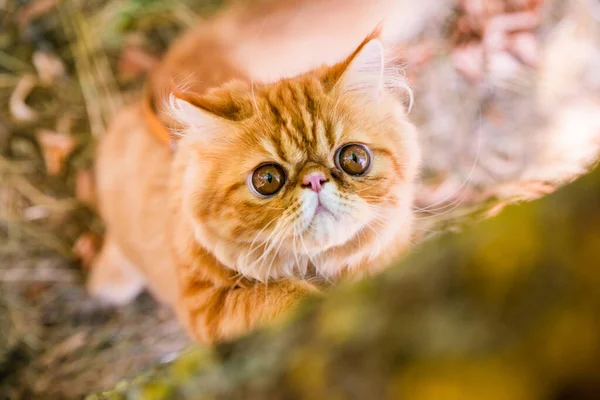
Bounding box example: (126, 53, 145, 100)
(323, 26, 386, 100)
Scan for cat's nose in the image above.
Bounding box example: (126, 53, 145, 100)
(301, 172, 328, 193)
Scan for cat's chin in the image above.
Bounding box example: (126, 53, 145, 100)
(301, 209, 363, 252)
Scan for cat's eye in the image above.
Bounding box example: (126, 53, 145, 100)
(336, 143, 372, 176)
(249, 163, 286, 197)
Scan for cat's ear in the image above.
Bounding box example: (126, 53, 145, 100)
(322, 26, 386, 100)
(167, 84, 253, 140)
(172, 89, 253, 122)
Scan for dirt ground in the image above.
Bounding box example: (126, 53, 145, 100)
(1, 0, 599, 398)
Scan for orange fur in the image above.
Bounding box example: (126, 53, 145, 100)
(90, 1, 420, 343)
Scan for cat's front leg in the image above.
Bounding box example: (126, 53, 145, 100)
(176, 275, 319, 343)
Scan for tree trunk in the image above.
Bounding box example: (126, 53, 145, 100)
(89, 163, 600, 400)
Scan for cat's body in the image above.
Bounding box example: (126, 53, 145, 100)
(90, 0, 421, 342)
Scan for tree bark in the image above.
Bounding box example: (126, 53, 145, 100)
(89, 163, 600, 400)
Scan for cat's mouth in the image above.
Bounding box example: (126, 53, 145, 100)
(315, 200, 333, 216)
(310, 196, 338, 223)
(296, 189, 363, 251)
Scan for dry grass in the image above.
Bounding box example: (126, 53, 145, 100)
(0, 1, 219, 398)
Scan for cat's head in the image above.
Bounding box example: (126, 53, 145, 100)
(168, 30, 420, 281)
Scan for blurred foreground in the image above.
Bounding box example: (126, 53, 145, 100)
(94, 151, 600, 400)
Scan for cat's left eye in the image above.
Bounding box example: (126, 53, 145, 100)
(249, 163, 286, 197)
(335, 143, 372, 176)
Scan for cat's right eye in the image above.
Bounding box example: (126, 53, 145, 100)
(249, 163, 286, 197)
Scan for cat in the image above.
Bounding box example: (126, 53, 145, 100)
(89, 1, 421, 343)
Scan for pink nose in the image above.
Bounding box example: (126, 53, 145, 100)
(302, 172, 327, 193)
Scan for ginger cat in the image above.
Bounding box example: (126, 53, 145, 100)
(89, 0, 421, 343)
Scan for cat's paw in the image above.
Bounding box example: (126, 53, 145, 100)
(87, 238, 146, 306)
(281, 278, 322, 295)
(260, 278, 321, 323)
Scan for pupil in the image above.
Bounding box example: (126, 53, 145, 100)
(266, 173, 272, 183)
(351, 153, 358, 163)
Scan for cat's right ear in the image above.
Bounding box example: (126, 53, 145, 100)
(167, 86, 253, 141)
(166, 92, 227, 141)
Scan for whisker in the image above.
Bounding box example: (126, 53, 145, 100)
(262, 205, 286, 210)
(246, 215, 280, 259)
(246, 199, 301, 260)
(415, 107, 484, 213)
(360, 195, 394, 206)
(247, 205, 302, 282)
(251, 221, 287, 265)
(354, 183, 378, 194)
(263, 223, 290, 297)
(363, 223, 384, 261)
(291, 228, 302, 275)
(413, 189, 469, 215)
(298, 226, 318, 270)
(292, 225, 310, 277)
(226, 274, 248, 296)
(413, 190, 469, 221)
(244, 219, 288, 277)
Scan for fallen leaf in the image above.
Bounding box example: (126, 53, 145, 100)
(401, 40, 441, 67)
(484, 199, 512, 218)
(118, 43, 159, 82)
(40, 331, 88, 366)
(452, 41, 485, 82)
(23, 205, 51, 221)
(507, 32, 538, 67)
(483, 103, 506, 125)
(35, 129, 78, 176)
(509, 0, 545, 12)
(75, 168, 96, 208)
(484, 11, 540, 52)
(33, 50, 66, 85)
(452, 0, 545, 79)
(17, 0, 59, 28)
(487, 50, 523, 84)
(9, 74, 38, 122)
(460, 0, 506, 33)
(73, 232, 101, 270)
(23, 282, 50, 302)
(56, 112, 74, 135)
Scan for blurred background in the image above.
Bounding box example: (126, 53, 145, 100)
(0, 0, 599, 398)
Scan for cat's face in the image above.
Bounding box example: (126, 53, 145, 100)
(172, 35, 420, 280)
